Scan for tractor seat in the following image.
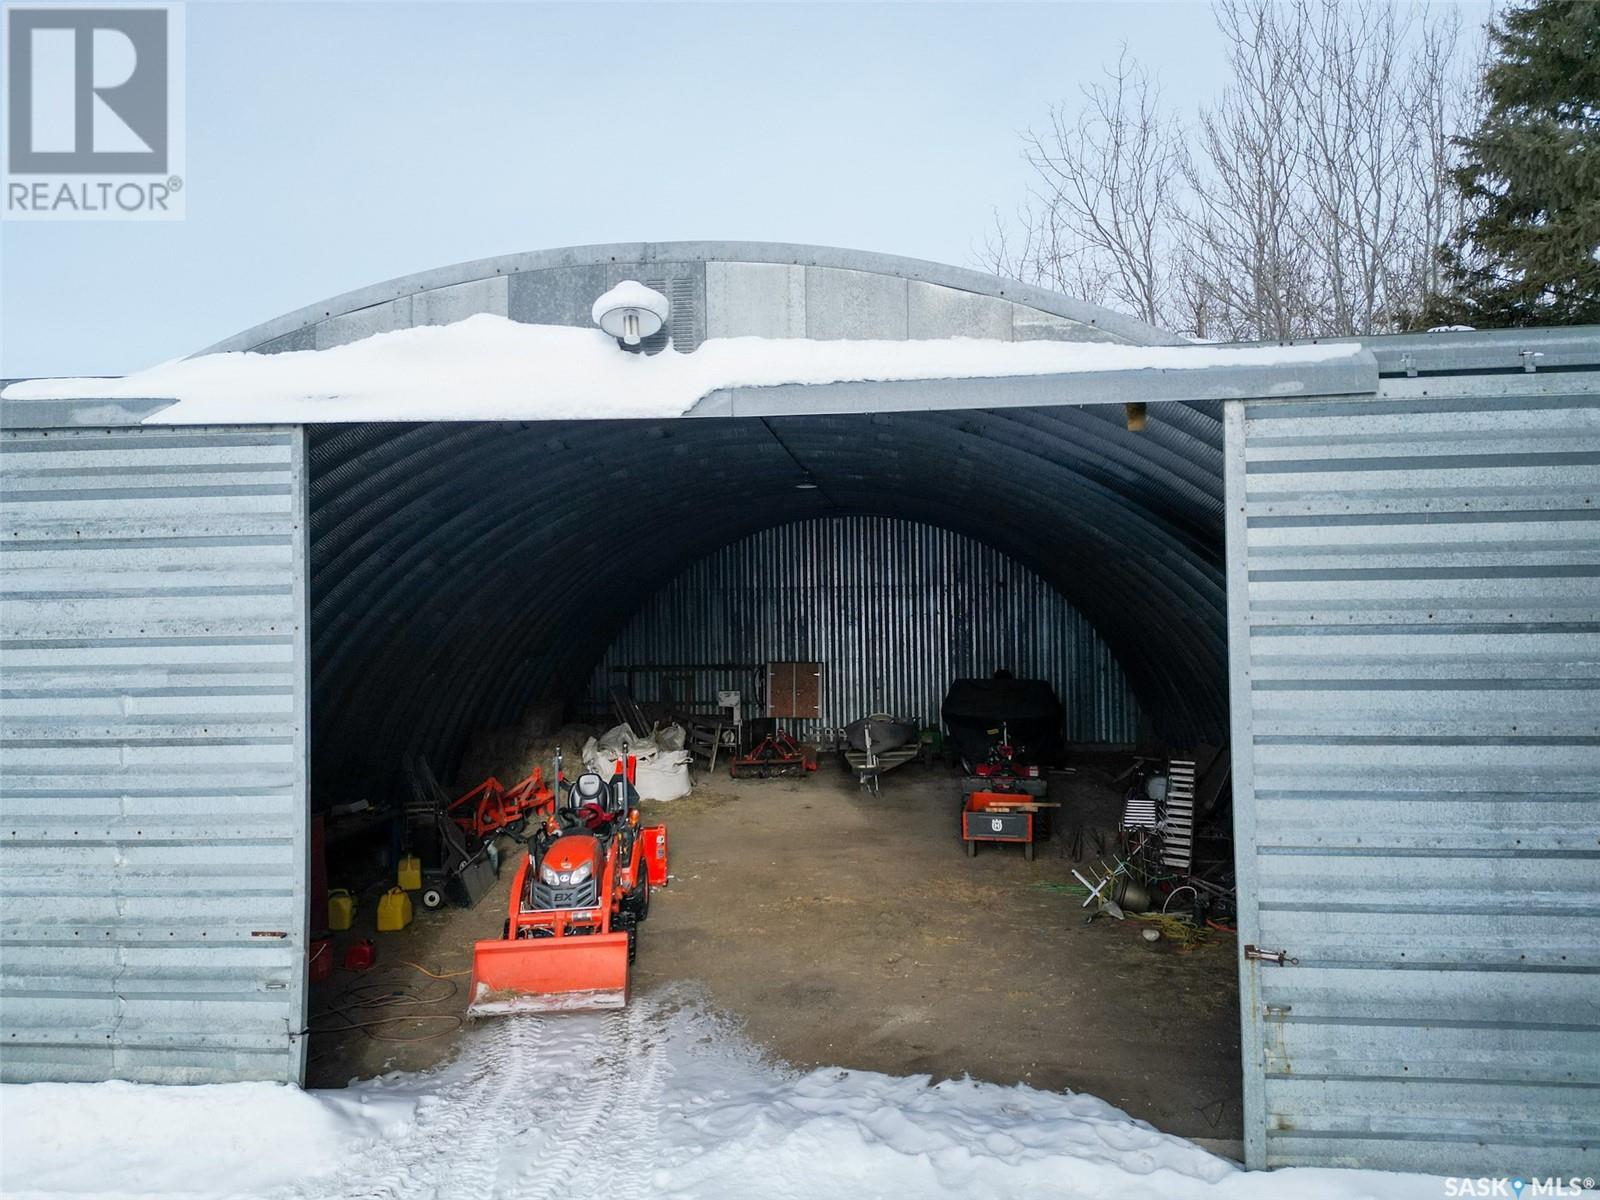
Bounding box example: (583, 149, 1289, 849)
(568, 771, 622, 834)
(570, 772, 609, 807)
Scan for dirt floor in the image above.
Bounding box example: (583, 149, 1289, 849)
(306, 751, 1243, 1148)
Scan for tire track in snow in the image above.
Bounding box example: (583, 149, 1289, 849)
(596, 995, 669, 1200)
(510, 1007, 633, 1200)
(431, 1016, 550, 1200)
(280, 1015, 547, 1200)
(278, 998, 668, 1200)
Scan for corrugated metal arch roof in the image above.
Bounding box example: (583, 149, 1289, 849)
(307, 405, 1226, 791)
(271, 243, 1219, 791)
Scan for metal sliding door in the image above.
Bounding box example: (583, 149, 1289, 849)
(1224, 388, 1600, 1177)
(1, 425, 310, 1084)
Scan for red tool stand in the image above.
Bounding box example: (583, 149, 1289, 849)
(962, 790, 1042, 860)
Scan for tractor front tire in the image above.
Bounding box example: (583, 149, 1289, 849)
(1024, 842, 1035, 862)
(965, 839, 977, 858)
(624, 877, 650, 923)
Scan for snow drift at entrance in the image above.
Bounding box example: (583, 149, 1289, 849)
(0, 1077, 417, 1195)
(0, 312, 1363, 424)
(2, 989, 1442, 1200)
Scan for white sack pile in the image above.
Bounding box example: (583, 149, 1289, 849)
(581, 722, 692, 800)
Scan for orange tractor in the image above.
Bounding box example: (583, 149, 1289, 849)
(467, 763, 667, 1015)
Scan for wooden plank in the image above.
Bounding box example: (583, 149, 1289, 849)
(966, 801, 1061, 812)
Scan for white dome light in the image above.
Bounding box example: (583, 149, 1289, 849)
(591, 280, 670, 347)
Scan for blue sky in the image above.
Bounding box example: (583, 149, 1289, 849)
(0, 1, 1386, 376)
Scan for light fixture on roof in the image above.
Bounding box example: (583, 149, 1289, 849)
(592, 280, 669, 350)
(795, 472, 819, 491)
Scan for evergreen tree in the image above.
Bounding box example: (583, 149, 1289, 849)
(1425, 0, 1600, 327)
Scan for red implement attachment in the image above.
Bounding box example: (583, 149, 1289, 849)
(729, 730, 818, 778)
(640, 825, 668, 888)
(449, 768, 556, 841)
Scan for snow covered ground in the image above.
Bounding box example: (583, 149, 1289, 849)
(2, 987, 1446, 1200)
(0, 312, 1363, 424)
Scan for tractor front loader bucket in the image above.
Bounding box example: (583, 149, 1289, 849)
(466, 932, 630, 1016)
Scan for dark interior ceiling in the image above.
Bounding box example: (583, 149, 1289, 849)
(307, 402, 1226, 795)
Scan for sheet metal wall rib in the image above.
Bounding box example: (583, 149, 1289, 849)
(584, 515, 1142, 742)
(1226, 389, 1600, 1177)
(0, 425, 309, 1085)
(306, 403, 1224, 791)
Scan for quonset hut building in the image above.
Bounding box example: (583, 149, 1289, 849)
(2, 242, 1597, 1178)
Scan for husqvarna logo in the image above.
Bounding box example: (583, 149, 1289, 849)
(3, 3, 185, 219)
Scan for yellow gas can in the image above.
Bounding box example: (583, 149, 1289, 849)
(376, 887, 413, 932)
(327, 888, 355, 931)
(397, 854, 422, 891)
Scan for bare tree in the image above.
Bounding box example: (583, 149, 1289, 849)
(984, 1, 1480, 341)
(1407, 3, 1482, 314)
(1181, 0, 1316, 341)
(985, 205, 1111, 309)
(984, 50, 1184, 330)
(1289, 0, 1469, 332)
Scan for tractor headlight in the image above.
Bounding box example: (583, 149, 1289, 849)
(539, 861, 590, 887)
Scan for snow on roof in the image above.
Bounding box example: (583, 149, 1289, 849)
(0, 312, 1364, 425)
(590, 279, 669, 325)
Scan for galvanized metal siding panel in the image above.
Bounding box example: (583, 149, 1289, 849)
(201, 241, 1180, 357)
(586, 516, 1140, 742)
(0, 426, 309, 1085)
(1226, 392, 1600, 1177)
